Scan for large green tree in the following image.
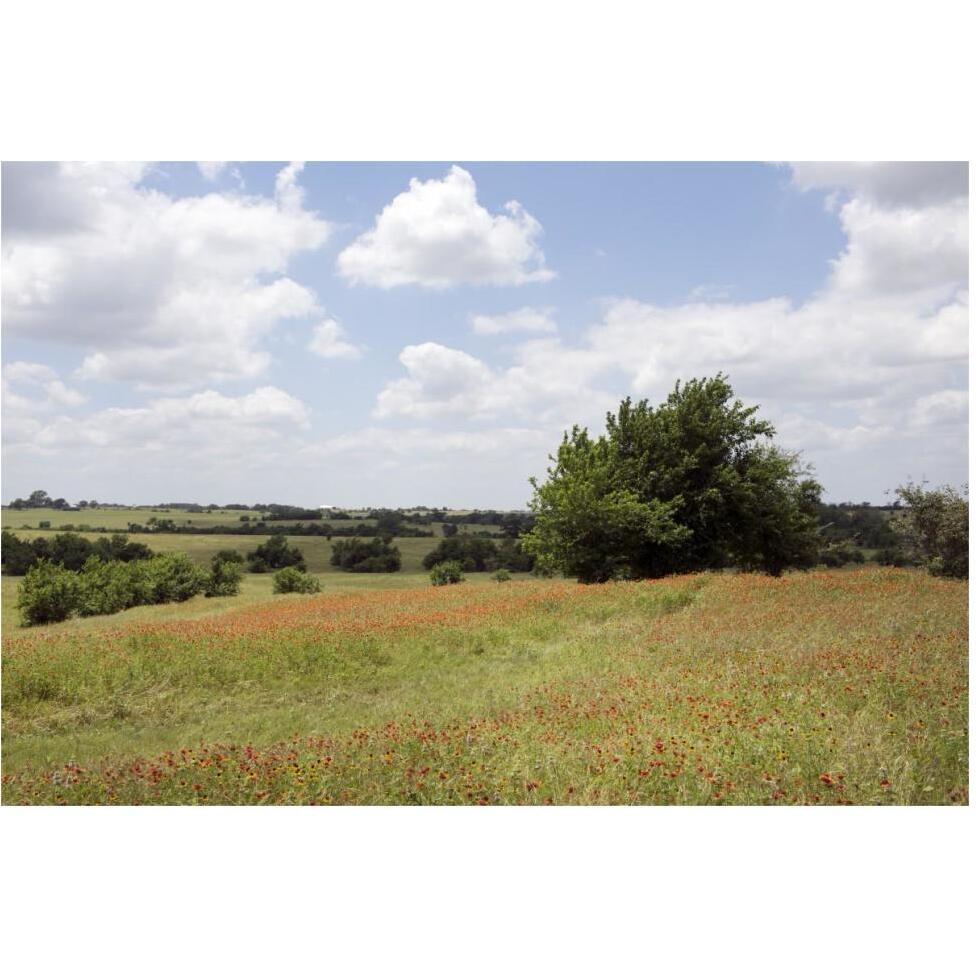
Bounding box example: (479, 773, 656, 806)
(525, 375, 822, 582)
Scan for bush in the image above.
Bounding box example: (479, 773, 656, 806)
(246, 535, 305, 572)
(330, 537, 401, 573)
(818, 542, 866, 568)
(422, 537, 498, 572)
(138, 553, 208, 603)
(875, 546, 913, 568)
(492, 568, 512, 583)
(17, 560, 80, 625)
(894, 483, 968, 579)
(430, 561, 464, 586)
(1, 530, 154, 575)
(212, 549, 245, 566)
(273, 566, 322, 594)
(76, 557, 137, 617)
(205, 558, 243, 597)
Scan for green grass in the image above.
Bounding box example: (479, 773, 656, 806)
(1, 567, 968, 805)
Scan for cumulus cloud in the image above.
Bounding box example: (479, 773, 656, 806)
(375, 162, 968, 499)
(197, 161, 228, 181)
(336, 165, 555, 288)
(470, 306, 557, 335)
(4, 386, 309, 456)
(308, 318, 361, 360)
(790, 161, 968, 208)
(2, 361, 87, 415)
(1, 162, 331, 388)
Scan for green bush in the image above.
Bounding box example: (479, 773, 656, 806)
(430, 560, 465, 586)
(422, 537, 497, 572)
(895, 483, 968, 579)
(205, 558, 243, 597)
(139, 553, 208, 604)
(492, 568, 512, 583)
(247, 535, 305, 572)
(272, 566, 322, 594)
(330, 537, 401, 572)
(818, 542, 866, 568)
(76, 557, 137, 617)
(17, 560, 80, 625)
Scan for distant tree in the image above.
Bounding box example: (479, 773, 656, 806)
(28, 490, 51, 507)
(246, 536, 305, 573)
(893, 482, 968, 579)
(422, 536, 498, 572)
(330, 537, 401, 573)
(1, 530, 38, 575)
(525, 375, 823, 582)
(212, 549, 245, 566)
(442, 522, 459, 538)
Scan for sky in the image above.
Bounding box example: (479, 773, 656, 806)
(0, 161, 968, 508)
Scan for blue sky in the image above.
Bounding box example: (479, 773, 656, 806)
(1, 161, 967, 507)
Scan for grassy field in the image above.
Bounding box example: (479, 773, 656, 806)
(1, 566, 967, 805)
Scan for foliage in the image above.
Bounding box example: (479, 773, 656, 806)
(329, 537, 401, 573)
(1, 530, 154, 575)
(212, 549, 245, 566)
(76, 557, 140, 617)
(817, 541, 866, 568)
(422, 536, 498, 572)
(492, 568, 512, 583)
(16, 560, 80, 625)
(132, 553, 209, 604)
(205, 558, 244, 597)
(430, 560, 465, 586)
(246, 535, 306, 573)
(525, 375, 823, 582)
(893, 483, 968, 579)
(272, 566, 322, 594)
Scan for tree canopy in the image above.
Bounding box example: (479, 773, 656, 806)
(524, 375, 822, 582)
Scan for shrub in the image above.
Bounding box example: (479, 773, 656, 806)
(430, 561, 464, 586)
(894, 483, 968, 579)
(76, 557, 137, 617)
(139, 553, 208, 603)
(818, 542, 866, 568)
(205, 558, 243, 597)
(212, 549, 245, 566)
(38, 520, 51, 529)
(330, 537, 401, 573)
(273, 566, 322, 594)
(17, 560, 80, 625)
(246, 535, 305, 572)
(492, 568, 512, 583)
(422, 537, 497, 572)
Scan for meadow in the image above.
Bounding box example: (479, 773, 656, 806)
(1, 566, 967, 805)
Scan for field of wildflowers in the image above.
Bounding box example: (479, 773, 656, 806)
(1, 567, 967, 804)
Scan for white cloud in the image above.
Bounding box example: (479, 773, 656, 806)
(790, 162, 968, 208)
(2, 361, 87, 415)
(374, 162, 968, 499)
(197, 161, 228, 181)
(470, 306, 557, 335)
(5, 386, 309, 455)
(336, 165, 555, 288)
(1, 162, 331, 388)
(308, 318, 361, 360)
